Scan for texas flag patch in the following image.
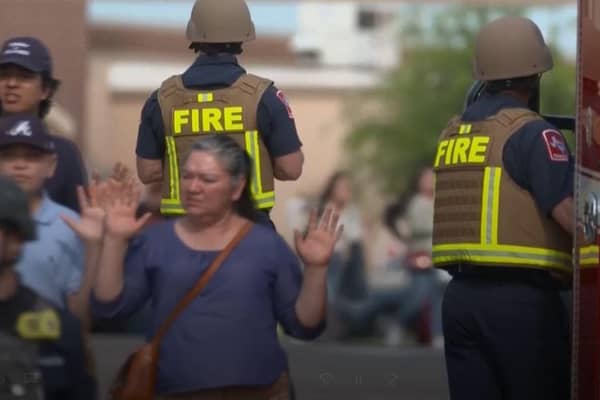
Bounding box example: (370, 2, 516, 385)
(276, 89, 294, 119)
(542, 129, 569, 162)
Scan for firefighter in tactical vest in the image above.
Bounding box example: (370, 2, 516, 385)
(433, 16, 573, 400)
(0, 177, 95, 400)
(135, 0, 304, 225)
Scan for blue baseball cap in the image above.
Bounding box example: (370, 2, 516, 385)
(0, 37, 53, 76)
(0, 114, 55, 153)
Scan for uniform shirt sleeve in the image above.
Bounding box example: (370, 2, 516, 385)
(503, 119, 574, 216)
(271, 237, 325, 340)
(257, 85, 303, 158)
(91, 234, 152, 319)
(135, 90, 165, 160)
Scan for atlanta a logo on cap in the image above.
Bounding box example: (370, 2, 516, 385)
(7, 121, 33, 137)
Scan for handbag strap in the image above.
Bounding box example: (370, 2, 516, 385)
(152, 221, 253, 344)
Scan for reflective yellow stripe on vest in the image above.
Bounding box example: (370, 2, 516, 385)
(580, 245, 599, 268)
(160, 137, 186, 215)
(433, 243, 572, 270)
(433, 166, 572, 272)
(244, 130, 275, 209)
(480, 166, 502, 245)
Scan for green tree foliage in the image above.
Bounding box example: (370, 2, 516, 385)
(347, 5, 576, 197)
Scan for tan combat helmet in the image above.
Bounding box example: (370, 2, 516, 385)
(473, 16, 553, 81)
(186, 0, 256, 43)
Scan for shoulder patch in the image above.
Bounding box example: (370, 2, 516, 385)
(276, 89, 294, 119)
(542, 129, 569, 162)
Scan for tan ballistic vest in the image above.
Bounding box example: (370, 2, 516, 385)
(157, 74, 275, 215)
(432, 107, 572, 274)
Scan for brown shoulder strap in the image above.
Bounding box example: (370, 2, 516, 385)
(152, 221, 253, 344)
(494, 107, 541, 130)
(231, 73, 273, 97)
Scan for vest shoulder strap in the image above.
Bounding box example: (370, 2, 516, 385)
(232, 73, 273, 98)
(493, 107, 542, 131)
(439, 115, 462, 138)
(157, 75, 184, 107)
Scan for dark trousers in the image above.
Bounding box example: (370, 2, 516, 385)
(442, 269, 570, 400)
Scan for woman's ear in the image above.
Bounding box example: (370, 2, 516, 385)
(231, 177, 247, 202)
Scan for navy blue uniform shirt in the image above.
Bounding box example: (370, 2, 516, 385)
(462, 92, 574, 215)
(136, 54, 301, 161)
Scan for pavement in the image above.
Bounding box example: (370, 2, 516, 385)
(91, 334, 449, 400)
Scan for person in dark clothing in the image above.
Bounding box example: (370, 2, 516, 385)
(135, 0, 303, 227)
(0, 175, 96, 400)
(0, 36, 87, 212)
(433, 16, 573, 400)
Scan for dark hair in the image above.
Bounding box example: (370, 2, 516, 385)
(189, 42, 243, 55)
(186, 135, 257, 220)
(39, 72, 60, 118)
(317, 170, 350, 215)
(485, 74, 540, 95)
(383, 165, 432, 239)
(0, 70, 60, 119)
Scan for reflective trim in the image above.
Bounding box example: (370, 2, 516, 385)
(244, 130, 275, 210)
(433, 243, 572, 271)
(459, 124, 472, 135)
(480, 167, 502, 245)
(244, 131, 260, 198)
(197, 92, 214, 103)
(161, 137, 182, 215)
(580, 245, 599, 267)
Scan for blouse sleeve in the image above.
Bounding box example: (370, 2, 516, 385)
(91, 233, 153, 320)
(271, 239, 326, 340)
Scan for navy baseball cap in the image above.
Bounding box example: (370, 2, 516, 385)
(0, 176, 35, 240)
(0, 114, 55, 153)
(0, 37, 53, 75)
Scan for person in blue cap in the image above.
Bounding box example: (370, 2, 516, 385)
(0, 36, 88, 213)
(0, 114, 94, 324)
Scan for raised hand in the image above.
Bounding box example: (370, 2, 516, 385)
(294, 204, 343, 267)
(104, 179, 151, 240)
(92, 162, 133, 205)
(62, 182, 106, 244)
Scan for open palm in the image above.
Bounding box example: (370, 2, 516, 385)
(294, 205, 343, 267)
(62, 184, 106, 243)
(105, 180, 150, 240)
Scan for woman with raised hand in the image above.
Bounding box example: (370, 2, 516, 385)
(70, 134, 342, 399)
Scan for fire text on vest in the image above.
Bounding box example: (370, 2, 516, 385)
(173, 106, 244, 134)
(434, 136, 490, 167)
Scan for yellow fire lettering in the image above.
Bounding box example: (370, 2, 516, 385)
(202, 108, 223, 132)
(452, 137, 470, 164)
(224, 107, 244, 131)
(468, 137, 490, 163)
(191, 109, 200, 133)
(434, 140, 449, 167)
(444, 138, 455, 165)
(173, 110, 190, 134)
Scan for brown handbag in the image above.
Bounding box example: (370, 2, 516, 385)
(109, 222, 253, 400)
